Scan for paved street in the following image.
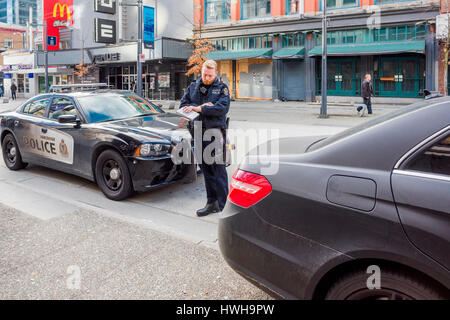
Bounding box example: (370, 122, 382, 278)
(0, 97, 402, 299)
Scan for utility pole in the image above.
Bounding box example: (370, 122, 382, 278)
(120, 1, 143, 97)
(137, 0, 143, 97)
(44, 20, 49, 93)
(300, 1, 328, 118)
(319, 0, 328, 118)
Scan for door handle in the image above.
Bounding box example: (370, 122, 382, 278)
(41, 128, 47, 134)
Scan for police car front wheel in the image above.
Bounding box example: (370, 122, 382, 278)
(95, 149, 133, 201)
(2, 133, 27, 170)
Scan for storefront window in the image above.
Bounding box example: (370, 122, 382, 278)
(158, 73, 170, 88)
(242, 0, 271, 19)
(214, 35, 273, 51)
(286, 0, 299, 14)
(25, 77, 30, 93)
(206, 0, 231, 23)
(282, 33, 304, 47)
(17, 74, 24, 93)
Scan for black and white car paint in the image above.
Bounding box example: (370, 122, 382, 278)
(0, 91, 196, 200)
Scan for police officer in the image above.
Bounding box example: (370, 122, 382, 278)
(180, 60, 230, 217)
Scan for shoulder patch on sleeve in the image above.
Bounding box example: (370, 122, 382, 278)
(223, 87, 229, 96)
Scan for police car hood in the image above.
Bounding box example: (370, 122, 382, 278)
(98, 112, 191, 143)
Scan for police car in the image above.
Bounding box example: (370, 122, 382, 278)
(0, 91, 196, 200)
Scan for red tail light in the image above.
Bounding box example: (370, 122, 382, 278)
(228, 169, 272, 208)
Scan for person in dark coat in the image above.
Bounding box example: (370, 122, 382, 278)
(10, 82, 17, 100)
(180, 60, 231, 217)
(361, 74, 374, 115)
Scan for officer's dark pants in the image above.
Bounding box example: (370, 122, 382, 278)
(199, 130, 228, 211)
(363, 97, 372, 114)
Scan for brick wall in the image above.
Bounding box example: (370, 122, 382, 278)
(0, 27, 26, 66)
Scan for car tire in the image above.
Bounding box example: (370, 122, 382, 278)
(325, 267, 447, 300)
(2, 133, 27, 170)
(95, 149, 133, 201)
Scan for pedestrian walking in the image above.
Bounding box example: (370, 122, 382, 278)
(180, 60, 231, 217)
(10, 82, 17, 100)
(0, 84, 4, 98)
(360, 74, 373, 115)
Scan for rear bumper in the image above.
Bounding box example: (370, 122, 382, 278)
(127, 155, 196, 192)
(218, 201, 346, 300)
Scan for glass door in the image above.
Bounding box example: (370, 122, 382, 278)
(379, 57, 397, 96)
(325, 58, 357, 96)
(379, 56, 421, 97)
(326, 60, 338, 95)
(340, 59, 356, 95)
(401, 57, 419, 97)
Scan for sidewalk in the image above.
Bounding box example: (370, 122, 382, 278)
(0, 98, 25, 113)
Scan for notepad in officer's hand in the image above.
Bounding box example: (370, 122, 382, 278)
(176, 108, 199, 121)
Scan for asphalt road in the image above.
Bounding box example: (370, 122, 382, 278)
(0, 98, 401, 299)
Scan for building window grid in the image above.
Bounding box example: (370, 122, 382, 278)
(315, 25, 426, 46)
(281, 33, 305, 47)
(214, 35, 273, 51)
(322, 0, 359, 10)
(205, 0, 231, 24)
(286, 0, 300, 15)
(241, 0, 271, 20)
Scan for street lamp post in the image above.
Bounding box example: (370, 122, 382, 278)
(137, 0, 143, 97)
(29, 21, 49, 93)
(120, 1, 143, 97)
(300, 1, 328, 118)
(319, 0, 328, 118)
(44, 20, 49, 93)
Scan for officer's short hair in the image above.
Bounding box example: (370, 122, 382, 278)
(203, 60, 218, 71)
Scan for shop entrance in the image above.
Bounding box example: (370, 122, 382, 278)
(376, 56, 424, 98)
(327, 58, 358, 96)
(281, 60, 305, 101)
(316, 57, 360, 96)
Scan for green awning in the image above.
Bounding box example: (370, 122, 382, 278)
(308, 40, 426, 57)
(207, 49, 273, 61)
(273, 47, 305, 59)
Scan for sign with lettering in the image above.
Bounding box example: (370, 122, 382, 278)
(43, 0, 74, 50)
(143, 6, 155, 49)
(93, 53, 121, 63)
(94, 18, 116, 44)
(95, 0, 116, 15)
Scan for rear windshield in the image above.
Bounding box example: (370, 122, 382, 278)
(308, 99, 445, 152)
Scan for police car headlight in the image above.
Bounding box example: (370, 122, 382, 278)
(135, 143, 170, 157)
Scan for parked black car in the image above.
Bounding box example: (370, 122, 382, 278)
(0, 91, 195, 200)
(219, 97, 450, 300)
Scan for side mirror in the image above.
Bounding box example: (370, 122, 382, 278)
(58, 115, 81, 127)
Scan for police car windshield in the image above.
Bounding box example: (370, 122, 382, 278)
(77, 94, 163, 123)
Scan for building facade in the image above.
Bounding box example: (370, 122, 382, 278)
(196, 0, 442, 101)
(2, 0, 194, 99)
(0, 0, 39, 26)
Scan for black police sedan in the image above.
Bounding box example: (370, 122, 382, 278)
(0, 91, 195, 200)
(219, 97, 450, 300)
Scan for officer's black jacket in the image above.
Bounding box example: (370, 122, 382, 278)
(180, 77, 230, 129)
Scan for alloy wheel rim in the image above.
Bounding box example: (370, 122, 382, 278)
(5, 141, 16, 164)
(102, 159, 123, 191)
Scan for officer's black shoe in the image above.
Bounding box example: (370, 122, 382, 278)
(196, 201, 220, 217)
